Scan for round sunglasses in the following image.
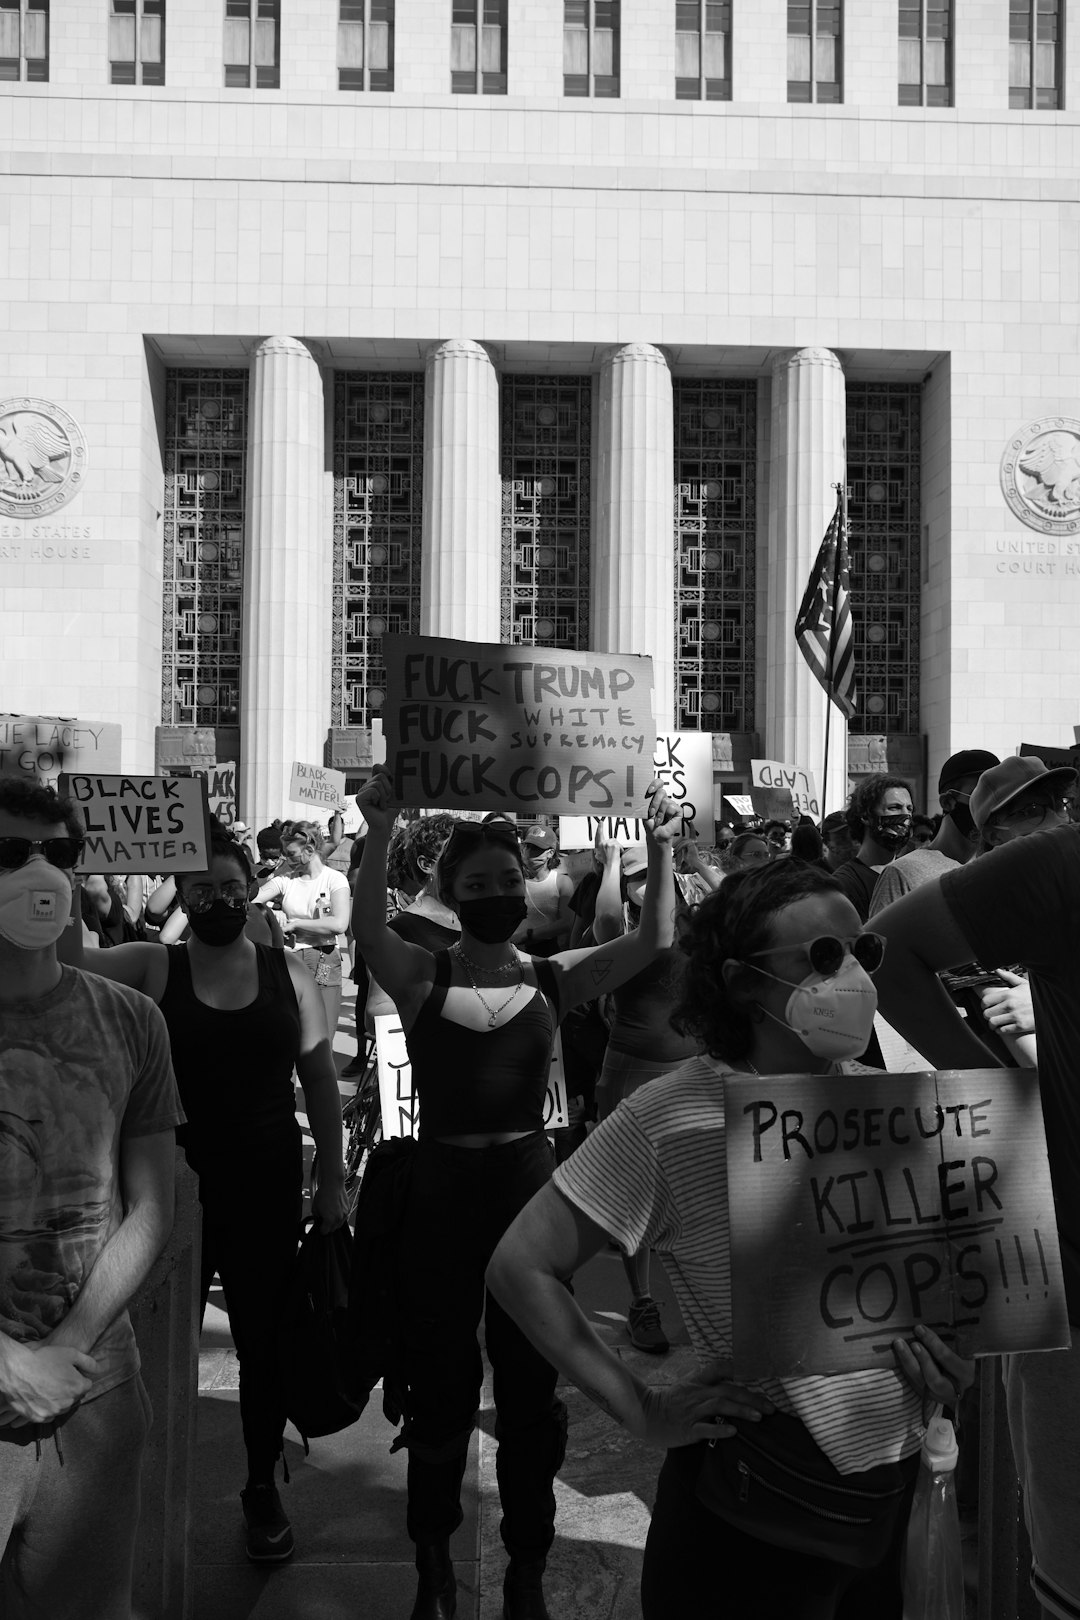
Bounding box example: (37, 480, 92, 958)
(0, 836, 84, 872)
(745, 932, 887, 979)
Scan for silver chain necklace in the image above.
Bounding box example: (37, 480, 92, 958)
(453, 942, 520, 976)
(455, 948, 527, 1028)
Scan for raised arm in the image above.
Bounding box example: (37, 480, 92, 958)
(590, 840, 626, 946)
(351, 769, 436, 1011)
(287, 957, 348, 1232)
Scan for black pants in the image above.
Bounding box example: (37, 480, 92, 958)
(400, 1132, 567, 1561)
(197, 1132, 303, 1482)
(641, 1443, 910, 1620)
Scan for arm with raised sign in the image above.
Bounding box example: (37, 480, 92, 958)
(351, 768, 436, 1018)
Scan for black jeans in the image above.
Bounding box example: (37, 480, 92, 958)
(197, 1130, 303, 1482)
(400, 1132, 567, 1561)
(641, 1442, 910, 1620)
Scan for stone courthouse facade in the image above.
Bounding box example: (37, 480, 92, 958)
(2, 0, 1079, 825)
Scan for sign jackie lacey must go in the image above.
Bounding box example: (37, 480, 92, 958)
(726, 1068, 1069, 1377)
(381, 633, 656, 817)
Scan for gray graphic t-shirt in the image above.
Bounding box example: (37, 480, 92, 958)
(0, 965, 182, 1400)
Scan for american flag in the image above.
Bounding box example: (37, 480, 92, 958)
(794, 490, 856, 720)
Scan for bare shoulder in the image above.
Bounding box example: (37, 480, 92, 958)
(84, 940, 170, 1002)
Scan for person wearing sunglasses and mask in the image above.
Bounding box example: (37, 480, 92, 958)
(487, 860, 972, 1619)
(0, 778, 182, 1620)
(351, 767, 681, 1620)
(84, 819, 348, 1565)
(868, 750, 999, 918)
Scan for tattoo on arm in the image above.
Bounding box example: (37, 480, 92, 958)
(589, 957, 613, 987)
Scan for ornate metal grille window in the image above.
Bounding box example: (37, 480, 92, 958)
(332, 373, 424, 728)
(673, 380, 756, 733)
(500, 378, 591, 649)
(162, 370, 249, 729)
(845, 384, 921, 734)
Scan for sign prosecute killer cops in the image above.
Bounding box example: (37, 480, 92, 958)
(726, 1069, 1068, 1378)
(381, 634, 655, 817)
(60, 773, 213, 873)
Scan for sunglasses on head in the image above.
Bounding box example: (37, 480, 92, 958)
(0, 836, 84, 872)
(454, 821, 520, 842)
(746, 932, 887, 979)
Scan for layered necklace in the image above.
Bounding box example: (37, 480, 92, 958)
(453, 942, 526, 1028)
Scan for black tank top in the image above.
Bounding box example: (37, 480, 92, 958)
(160, 944, 301, 1159)
(405, 951, 558, 1138)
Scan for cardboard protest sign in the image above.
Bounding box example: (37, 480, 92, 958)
(751, 759, 820, 819)
(203, 761, 237, 827)
(381, 633, 655, 817)
(375, 1014, 570, 1140)
(560, 730, 714, 848)
(723, 795, 755, 820)
(750, 783, 795, 823)
(2, 715, 122, 783)
(726, 1069, 1068, 1378)
(289, 761, 347, 811)
(61, 774, 213, 873)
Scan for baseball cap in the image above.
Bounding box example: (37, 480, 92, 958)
(232, 820, 250, 835)
(937, 750, 1000, 795)
(621, 847, 648, 878)
(522, 824, 557, 851)
(970, 756, 1078, 832)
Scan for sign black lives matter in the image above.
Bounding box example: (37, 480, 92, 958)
(726, 1070, 1069, 1377)
(61, 774, 213, 873)
(381, 633, 656, 816)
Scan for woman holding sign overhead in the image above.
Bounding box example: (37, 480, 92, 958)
(487, 859, 974, 1619)
(352, 766, 680, 1620)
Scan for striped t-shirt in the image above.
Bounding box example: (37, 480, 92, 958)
(552, 1053, 925, 1475)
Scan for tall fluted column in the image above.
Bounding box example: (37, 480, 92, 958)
(240, 337, 328, 831)
(593, 343, 675, 728)
(421, 339, 501, 641)
(766, 347, 848, 814)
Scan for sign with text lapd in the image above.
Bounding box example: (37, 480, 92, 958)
(751, 759, 820, 819)
(559, 731, 714, 848)
(375, 1014, 570, 1139)
(726, 1069, 1068, 1378)
(289, 760, 347, 811)
(382, 634, 655, 816)
(61, 773, 213, 873)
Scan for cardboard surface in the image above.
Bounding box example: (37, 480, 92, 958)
(726, 1068, 1069, 1377)
(1, 714, 122, 782)
(289, 760, 347, 811)
(381, 633, 655, 817)
(751, 759, 821, 819)
(61, 773, 212, 873)
(201, 760, 236, 827)
(375, 1013, 570, 1139)
(560, 730, 714, 848)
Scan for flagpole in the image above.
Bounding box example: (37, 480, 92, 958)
(820, 483, 845, 819)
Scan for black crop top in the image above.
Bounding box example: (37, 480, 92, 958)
(405, 951, 559, 1138)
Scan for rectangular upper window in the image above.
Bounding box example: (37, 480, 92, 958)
(564, 0, 619, 98)
(451, 1, 506, 95)
(339, 1, 393, 92)
(898, 1, 951, 106)
(223, 0, 279, 89)
(0, 0, 49, 82)
(675, 0, 731, 101)
(1009, 0, 1062, 110)
(110, 0, 165, 86)
(787, 0, 842, 104)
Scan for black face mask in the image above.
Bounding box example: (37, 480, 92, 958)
(871, 812, 912, 850)
(948, 800, 976, 838)
(186, 898, 249, 947)
(457, 895, 528, 944)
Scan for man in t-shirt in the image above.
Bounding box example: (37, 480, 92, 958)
(0, 777, 182, 1620)
(868, 748, 998, 916)
(831, 774, 914, 921)
(873, 824, 1080, 1620)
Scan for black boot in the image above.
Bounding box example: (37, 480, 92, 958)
(503, 1559, 551, 1620)
(409, 1540, 456, 1620)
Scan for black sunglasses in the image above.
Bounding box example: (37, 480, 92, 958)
(746, 932, 887, 979)
(452, 822, 520, 842)
(0, 836, 84, 872)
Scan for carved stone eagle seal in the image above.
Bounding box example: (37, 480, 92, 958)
(0, 398, 88, 518)
(1000, 417, 1080, 535)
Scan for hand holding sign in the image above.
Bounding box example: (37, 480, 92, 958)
(642, 778, 681, 848)
(637, 1364, 776, 1450)
(892, 1322, 974, 1410)
(355, 764, 396, 838)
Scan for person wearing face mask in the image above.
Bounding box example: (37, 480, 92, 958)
(257, 819, 351, 1043)
(487, 860, 973, 1619)
(0, 778, 182, 1620)
(352, 767, 681, 1620)
(831, 775, 915, 923)
(868, 750, 999, 917)
(514, 824, 575, 957)
(86, 820, 348, 1565)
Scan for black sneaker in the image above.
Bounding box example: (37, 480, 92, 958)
(240, 1483, 294, 1563)
(627, 1296, 669, 1354)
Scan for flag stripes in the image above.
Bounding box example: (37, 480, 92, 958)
(794, 490, 856, 720)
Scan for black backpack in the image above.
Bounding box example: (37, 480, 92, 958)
(279, 1219, 366, 1445)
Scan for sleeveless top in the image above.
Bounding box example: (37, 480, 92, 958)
(607, 946, 699, 1065)
(405, 951, 559, 1138)
(524, 868, 563, 925)
(160, 944, 302, 1165)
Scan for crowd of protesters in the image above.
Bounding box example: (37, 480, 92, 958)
(3, 745, 1080, 1619)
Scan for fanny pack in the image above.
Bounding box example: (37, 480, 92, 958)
(695, 1411, 918, 1569)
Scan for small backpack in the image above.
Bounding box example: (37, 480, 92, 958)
(278, 1219, 366, 1445)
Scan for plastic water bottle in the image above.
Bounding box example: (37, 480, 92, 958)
(901, 1409, 964, 1620)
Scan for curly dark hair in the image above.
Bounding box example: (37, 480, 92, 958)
(0, 776, 83, 840)
(671, 862, 843, 1061)
(402, 814, 458, 887)
(844, 774, 912, 838)
(176, 815, 255, 894)
(435, 820, 525, 905)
